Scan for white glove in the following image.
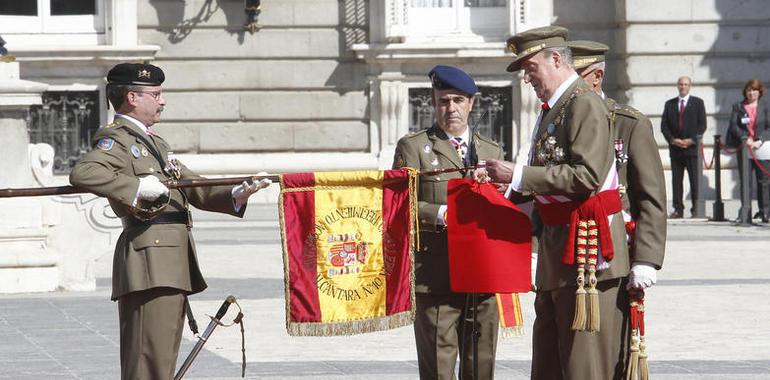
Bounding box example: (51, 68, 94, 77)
(627, 262, 657, 290)
(232, 175, 272, 209)
(136, 175, 169, 201)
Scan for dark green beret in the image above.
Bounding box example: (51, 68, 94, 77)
(568, 40, 609, 70)
(107, 63, 165, 86)
(505, 25, 569, 72)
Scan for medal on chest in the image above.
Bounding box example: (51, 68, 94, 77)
(614, 139, 628, 166)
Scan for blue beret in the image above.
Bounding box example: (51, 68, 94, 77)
(428, 65, 478, 96)
(107, 63, 165, 86)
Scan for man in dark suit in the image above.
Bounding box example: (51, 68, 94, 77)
(660, 76, 707, 218)
(393, 65, 504, 379)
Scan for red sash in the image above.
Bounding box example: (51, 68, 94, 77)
(535, 189, 622, 265)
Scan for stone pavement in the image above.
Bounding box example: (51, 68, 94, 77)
(1, 201, 770, 379)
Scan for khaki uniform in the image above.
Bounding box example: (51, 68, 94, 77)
(606, 98, 667, 269)
(523, 79, 631, 379)
(393, 125, 503, 380)
(70, 116, 244, 379)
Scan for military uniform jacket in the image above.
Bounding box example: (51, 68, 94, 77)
(606, 97, 666, 269)
(70, 117, 244, 300)
(393, 125, 503, 294)
(521, 79, 629, 292)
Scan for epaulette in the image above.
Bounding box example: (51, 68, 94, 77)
(613, 104, 645, 120)
(402, 129, 428, 140)
(104, 121, 119, 128)
(474, 131, 501, 147)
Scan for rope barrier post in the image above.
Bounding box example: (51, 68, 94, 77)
(738, 138, 752, 225)
(712, 135, 725, 221)
(694, 135, 705, 218)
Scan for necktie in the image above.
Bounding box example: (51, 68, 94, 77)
(450, 136, 467, 160)
(678, 99, 685, 130)
(541, 102, 550, 111)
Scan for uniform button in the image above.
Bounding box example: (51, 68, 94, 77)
(148, 167, 155, 172)
(435, 176, 440, 181)
(154, 239, 160, 245)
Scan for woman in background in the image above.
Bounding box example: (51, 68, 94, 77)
(727, 79, 770, 223)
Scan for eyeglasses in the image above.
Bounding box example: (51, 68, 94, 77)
(132, 90, 163, 101)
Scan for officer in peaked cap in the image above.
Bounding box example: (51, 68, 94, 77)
(505, 25, 569, 72)
(569, 39, 667, 379)
(482, 26, 630, 379)
(70, 62, 270, 379)
(393, 64, 504, 379)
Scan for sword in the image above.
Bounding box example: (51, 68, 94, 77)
(175, 295, 244, 380)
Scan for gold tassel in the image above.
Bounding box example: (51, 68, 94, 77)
(626, 329, 640, 380)
(638, 335, 649, 380)
(587, 220, 600, 332)
(571, 221, 588, 331)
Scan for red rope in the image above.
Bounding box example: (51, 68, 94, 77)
(701, 141, 742, 170)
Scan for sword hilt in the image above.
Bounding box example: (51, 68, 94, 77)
(215, 295, 237, 321)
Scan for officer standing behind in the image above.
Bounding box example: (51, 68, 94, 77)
(660, 76, 707, 218)
(393, 65, 504, 379)
(70, 63, 270, 379)
(569, 40, 667, 374)
(482, 26, 628, 379)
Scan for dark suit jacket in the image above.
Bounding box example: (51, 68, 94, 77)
(726, 99, 770, 148)
(661, 95, 707, 157)
(392, 125, 503, 294)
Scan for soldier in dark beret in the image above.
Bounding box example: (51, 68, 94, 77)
(570, 39, 667, 378)
(70, 63, 270, 379)
(393, 65, 504, 379)
(480, 26, 630, 379)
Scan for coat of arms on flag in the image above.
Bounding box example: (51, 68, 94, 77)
(278, 169, 418, 336)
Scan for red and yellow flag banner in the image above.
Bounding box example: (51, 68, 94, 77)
(278, 169, 418, 336)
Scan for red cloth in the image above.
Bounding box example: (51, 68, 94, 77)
(535, 189, 622, 265)
(446, 179, 532, 293)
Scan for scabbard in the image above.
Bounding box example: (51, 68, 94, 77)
(174, 296, 235, 380)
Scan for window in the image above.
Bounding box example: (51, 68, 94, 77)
(0, 0, 104, 44)
(408, 0, 507, 42)
(409, 86, 513, 160)
(27, 91, 100, 174)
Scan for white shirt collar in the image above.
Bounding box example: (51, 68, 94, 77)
(115, 114, 151, 135)
(446, 125, 471, 144)
(679, 94, 690, 104)
(546, 73, 580, 109)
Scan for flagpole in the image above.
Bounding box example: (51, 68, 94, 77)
(0, 166, 483, 199)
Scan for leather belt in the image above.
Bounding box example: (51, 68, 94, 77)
(121, 211, 191, 229)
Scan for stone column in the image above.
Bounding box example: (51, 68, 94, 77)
(0, 58, 57, 293)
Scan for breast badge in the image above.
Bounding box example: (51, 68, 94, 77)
(614, 139, 628, 166)
(96, 138, 114, 151)
(423, 143, 432, 153)
(536, 135, 565, 167)
(130, 145, 141, 158)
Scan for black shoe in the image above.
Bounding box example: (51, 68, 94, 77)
(753, 211, 764, 220)
(668, 211, 683, 219)
(763, 215, 769, 223)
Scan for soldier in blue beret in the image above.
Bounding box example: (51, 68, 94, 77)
(70, 63, 270, 379)
(393, 65, 504, 379)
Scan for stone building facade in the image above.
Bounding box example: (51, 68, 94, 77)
(1, 0, 768, 291)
